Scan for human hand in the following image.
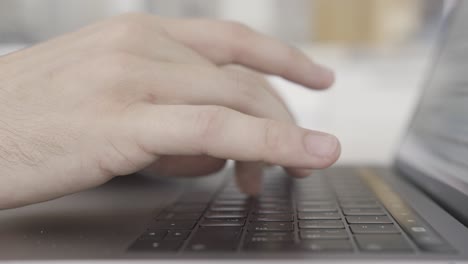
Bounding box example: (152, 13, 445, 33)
(0, 14, 339, 209)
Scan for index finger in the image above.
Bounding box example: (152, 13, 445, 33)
(159, 18, 335, 90)
(124, 104, 340, 169)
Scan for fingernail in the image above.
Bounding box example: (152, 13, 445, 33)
(311, 64, 335, 88)
(304, 133, 339, 158)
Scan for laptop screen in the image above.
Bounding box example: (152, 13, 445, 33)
(396, 0, 468, 225)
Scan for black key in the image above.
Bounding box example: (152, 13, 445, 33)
(245, 242, 297, 251)
(191, 229, 242, 241)
(300, 229, 348, 240)
(346, 215, 392, 224)
(205, 211, 247, 219)
(340, 202, 380, 209)
(253, 209, 292, 214)
(210, 205, 247, 212)
(297, 204, 337, 212)
(255, 202, 290, 208)
(299, 220, 344, 229)
(297, 201, 336, 206)
(255, 203, 291, 211)
(138, 230, 167, 240)
(248, 222, 294, 232)
(248, 232, 295, 243)
(198, 226, 242, 232)
(129, 240, 183, 252)
(300, 240, 353, 252)
(157, 212, 201, 220)
(298, 212, 341, 220)
(343, 208, 385, 216)
(187, 230, 241, 252)
(164, 230, 191, 240)
(200, 218, 245, 227)
(150, 220, 196, 230)
(350, 224, 399, 234)
(187, 241, 238, 252)
(297, 196, 334, 201)
(251, 214, 293, 222)
(355, 234, 413, 252)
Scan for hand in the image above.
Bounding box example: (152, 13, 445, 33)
(0, 13, 339, 209)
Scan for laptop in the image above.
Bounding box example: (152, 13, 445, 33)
(2, 2, 468, 263)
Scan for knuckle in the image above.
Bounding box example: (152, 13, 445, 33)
(226, 70, 263, 103)
(105, 19, 148, 47)
(262, 119, 283, 152)
(222, 21, 253, 59)
(224, 21, 253, 38)
(195, 106, 229, 148)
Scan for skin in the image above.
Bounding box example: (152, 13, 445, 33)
(0, 13, 340, 209)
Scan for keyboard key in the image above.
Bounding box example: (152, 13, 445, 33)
(156, 212, 201, 220)
(187, 230, 241, 252)
(299, 220, 344, 229)
(164, 230, 191, 241)
(212, 199, 249, 206)
(210, 205, 248, 212)
(205, 211, 247, 219)
(248, 222, 294, 232)
(200, 218, 245, 227)
(129, 240, 183, 252)
(245, 242, 297, 252)
(138, 230, 167, 241)
(350, 224, 399, 234)
(346, 215, 392, 224)
(251, 214, 293, 222)
(340, 202, 380, 209)
(355, 234, 413, 252)
(300, 240, 353, 252)
(149, 220, 196, 230)
(343, 208, 386, 216)
(297, 204, 337, 212)
(253, 209, 292, 214)
(298, 212, 341, 220)
(297, 201, 336, 206)
(187, 241, 238, 252)
(248, 232, 295, 243)
(300, 229, 348, 240)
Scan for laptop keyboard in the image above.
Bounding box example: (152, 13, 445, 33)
(128, 168, 454, 254)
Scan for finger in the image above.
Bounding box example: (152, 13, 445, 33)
(220, 65, 306, 191)
(159, 18, 335, 89)
(141, 155, 226, 177)
(235, 161, 263, 195)
(117, 61, 293, 124)
(123, 104, 340, 169)
(221, 66, 316, 181)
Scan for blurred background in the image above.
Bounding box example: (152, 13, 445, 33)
(0, 0, 456, 165)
